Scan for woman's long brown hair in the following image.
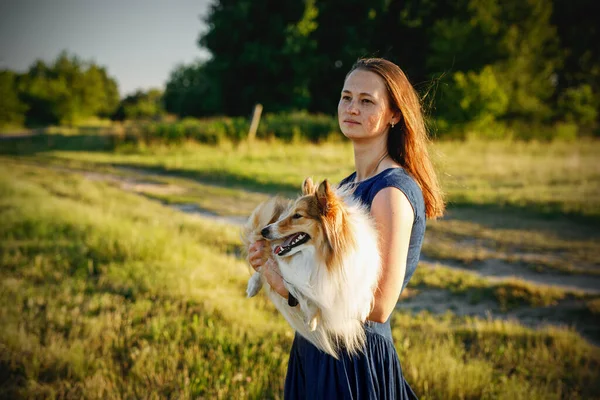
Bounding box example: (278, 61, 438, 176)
(348, 58, 445, 219)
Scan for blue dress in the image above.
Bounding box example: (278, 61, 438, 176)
(284, 167, 425, 399)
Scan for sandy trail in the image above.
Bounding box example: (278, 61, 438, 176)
(81, 166, 600, 294)
(66, 164, 600, 341)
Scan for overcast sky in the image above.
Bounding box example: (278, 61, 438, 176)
(0, 0, 213, 96)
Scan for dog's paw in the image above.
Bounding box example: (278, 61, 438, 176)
(246, 272, 263, 297)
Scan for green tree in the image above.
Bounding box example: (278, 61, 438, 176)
(0, 70, 28, 129)
(113, 89, 165, 120)
(428, 0, 560, 128)
(557, 84, 597, 127)
(80, 64, 120, 119)
(552, 0, 599, 128)
(18, 52, 119, 126)
(194, 0, 595, 137)
(198, 0, 316, 115)
(163, 61, 222, 117)
(440, 65, 508, 125)
(305, 0, 388, 113)
(18, 60, 68, 126)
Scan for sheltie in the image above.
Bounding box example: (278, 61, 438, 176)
(242, 178, 381, 358)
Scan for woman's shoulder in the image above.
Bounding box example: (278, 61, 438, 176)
(338, 167, 425, 220)
(373, 167, 420, 191)
(339, 167, 415, 189)
(370, 168, 425, 219)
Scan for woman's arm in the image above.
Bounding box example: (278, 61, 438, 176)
(367, 187, 414, 323)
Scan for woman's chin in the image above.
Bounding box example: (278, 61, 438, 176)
(342, 132, 379, 142)
(341, 128, 364, 140)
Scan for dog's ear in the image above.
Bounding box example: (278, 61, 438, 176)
(316, 180, 333, 215)
(302, 177, 316, 195)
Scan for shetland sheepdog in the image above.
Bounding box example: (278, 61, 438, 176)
(242, 178, 381, 358)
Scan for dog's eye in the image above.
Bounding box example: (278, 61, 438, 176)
(292, 213, 303, 219)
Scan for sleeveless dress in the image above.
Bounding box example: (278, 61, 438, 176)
(284, 167, 425, 400)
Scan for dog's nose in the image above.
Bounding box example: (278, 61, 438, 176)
(261, 226, 270, 238)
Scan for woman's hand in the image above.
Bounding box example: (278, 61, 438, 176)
(248, 240, 289, 299)
(248, 240, 267, 271)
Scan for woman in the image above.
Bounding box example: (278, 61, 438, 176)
(248, 58, 444, 399)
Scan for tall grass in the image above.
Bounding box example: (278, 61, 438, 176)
(0, 163, 290, 398)
(432, 139, 600, 219)
(26, 137, 599, 219)
(1, 161, 599, 399)
(111, 113, 341, 146)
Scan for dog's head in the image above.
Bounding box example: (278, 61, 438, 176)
(261, 178, 353, 269)
(241, 196, 290, 246)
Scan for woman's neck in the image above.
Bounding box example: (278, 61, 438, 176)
(353, 136, 390, 182)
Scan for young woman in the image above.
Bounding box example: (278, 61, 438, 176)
(248, 58, 444, 399)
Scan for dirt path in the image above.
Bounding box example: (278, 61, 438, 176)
(170, 203, 248, 226)
(46, 163, 599, 342)
(421, 255, 600, 294)
(80, 166, 600, 294)
(396, 288, 599, 344)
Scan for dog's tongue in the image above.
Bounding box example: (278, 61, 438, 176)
(274, 245, 283, 255)
(283, 233, 303, 247)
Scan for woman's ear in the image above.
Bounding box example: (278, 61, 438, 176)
(392, 110, 402, 126)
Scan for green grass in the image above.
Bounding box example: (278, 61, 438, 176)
(4, 135, 597, 219)
(1, 159, 600, 399)
(0, 162, 290, 398)
(6, 135, 596, 275)
(393, 312, 600, 399)
(433, 139, 600, 219)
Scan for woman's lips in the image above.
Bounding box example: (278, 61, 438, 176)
(343, 120, 360, 125)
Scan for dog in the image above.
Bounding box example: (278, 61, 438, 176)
(242, 178, 381, 358)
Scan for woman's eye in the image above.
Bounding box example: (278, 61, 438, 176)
(292, 213, 303, 219)
(361, 99, 372, 104)
(342, 96, 351, 101)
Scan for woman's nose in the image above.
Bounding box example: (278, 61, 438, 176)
(347, 100, 359, 115)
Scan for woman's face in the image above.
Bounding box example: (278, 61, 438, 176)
(338, 69, 398, 141)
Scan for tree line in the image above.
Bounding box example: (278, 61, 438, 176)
(1, 0, 597, 139)
(0, 51, 164, 129)
(165, 0, 598, 138)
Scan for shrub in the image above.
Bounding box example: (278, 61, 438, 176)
(116, 112, 340, 146)
(259, 111, 340, 142)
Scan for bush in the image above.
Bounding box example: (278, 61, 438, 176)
(259, 111, 341, 142)
(116, 112, 341, 146)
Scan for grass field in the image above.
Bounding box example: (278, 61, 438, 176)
(4, 133, 600, 219)
(1, 133, 599, 399)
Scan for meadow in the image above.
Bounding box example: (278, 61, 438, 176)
(1, 132, 599, 399)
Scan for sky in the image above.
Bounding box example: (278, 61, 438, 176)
(0, 0, 213, 97)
